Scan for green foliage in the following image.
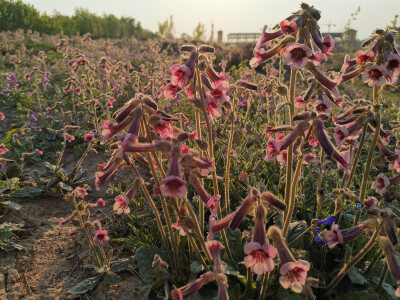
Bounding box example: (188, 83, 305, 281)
(0, 0, 155, 39)
(0, 221, 24, 252)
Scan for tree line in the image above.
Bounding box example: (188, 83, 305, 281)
(0, 0, 156, 39)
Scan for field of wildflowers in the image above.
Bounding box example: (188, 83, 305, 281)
(0, 2, 400, 299)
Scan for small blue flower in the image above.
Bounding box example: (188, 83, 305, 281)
(25, 124, 31, 128)
(316, 216, 338, 225)
(261, 185, 266, 190)
(357, 203, 362, 210)
(313, 228, 326, 246)
(46, 137, 55, 142)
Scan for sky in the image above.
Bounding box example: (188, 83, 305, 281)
(24, 0, 400, 41)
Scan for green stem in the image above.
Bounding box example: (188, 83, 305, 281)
(224, 92, 238, 214)
(284, 70, 297, 213)
(128, 161, 173, 266)
(258, 272, 270, 300)
(283, 154, 303, 237)
(195, 66, 232, 261)
(376, 263, 388, 292)
(345, 124, 368, 188)
(357, 86, 381, 204)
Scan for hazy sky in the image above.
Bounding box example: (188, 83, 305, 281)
(24, 0, 399, 40)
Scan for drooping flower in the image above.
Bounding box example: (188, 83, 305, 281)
(268, 226, 310, 293)
(355, 50, 374, 65)
(265, 140, 281, 162)
(325, 224, 343, 249)
(243, 205, 277, 275)
(160, 141, 187, 198)
(364, 196, 378, 207)
(73, 187, 88, 199)
(84, 134, 95, 143)
(171, 272, 215, 300)
(362, 65, 388, 87)
(372, 173, 390, 194)
(281, 43, 313, 70)
(113, 195, 130, 214)
(313, 99, 332, 115)
(64, 134, 75, 142)
(315, 215, 338, 225)
(93, 229, 109, 244)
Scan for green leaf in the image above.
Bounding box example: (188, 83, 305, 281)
(134, 245, 161, 282)
(348, 267, 367, 285)
(0, 222, 23, 232)
(190, 261, 204, 275)
(0, 201, 22, 210)
(287, 220, 307, 245)
(32, 170, 42, 187)
(0, 231, 13, 241)
(337, 290, 379, 300)
(275, 289, 305, 299)
(382, 283, 398, 300)
(111, 258, 131, 272)
(103, 272, 121, 286)
(9, 187, 43, 199)
(68, 276, 101, 294)
(58, 182, 73, 191)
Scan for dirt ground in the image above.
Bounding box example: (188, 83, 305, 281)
(0, 150, 144, 300)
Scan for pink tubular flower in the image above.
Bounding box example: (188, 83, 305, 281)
(244, 205, 277, 275)
(250, 44, 285, 68)
(313, 99, 332, 115)
(276, 151, 288, 166)
(244, 242, 277, 275)
(333, 126, 349, 147)
(362, 65, 388, 87)
(151, 120, 173, 137)
(281, 43, 313, 70)
(279, 260, 311, 293)
(372, 173, 390, 194)
(265, 140, 281, 162)
(337, 150, 350, 170)
(385, 54, 400, 76)
(355, 50, 374, 65)
(256, 25, 283, 48)
(96, 198, 105, 207)
(325, 224, 343, 249)
(309, 137, 319, 147)
(171, 272, 215, 300)
(93, 229, 109, 244)
(303, 152, 317, 164)
(73, 187, 88, 199)
(364, 196, 378, 208)
(170, 65, 191, 89)
(160, 142, 187, 198)
(84, 134, 95, 143)
(64, 134, 75, 142)
(113, 195, 130, 214)
(294, 96, 306, 108)
(268, 226, 310, 293)
(280, 19, 297, 34)
(206, 240, 224, 272)
(0, 112, 4, 120)
(164, 83, 181, 100)
(207, 196, 220, 217)
(206, 65, 229, 90)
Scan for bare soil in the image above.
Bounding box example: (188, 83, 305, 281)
(0, 150, 143, 300)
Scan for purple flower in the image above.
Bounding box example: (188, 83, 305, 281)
(316, 216, 338, 225)
(31, 114, 37, 121)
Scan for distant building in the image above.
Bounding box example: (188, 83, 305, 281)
(217, 30, 223, 44)
(321, 29, 358, 52)
(227, 33, 259, 44)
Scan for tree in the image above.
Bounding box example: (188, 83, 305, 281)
(158, 15, 174, 39)
(193, 22, 206, 42)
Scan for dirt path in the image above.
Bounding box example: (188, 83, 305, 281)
(0, 151, 143, 300)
